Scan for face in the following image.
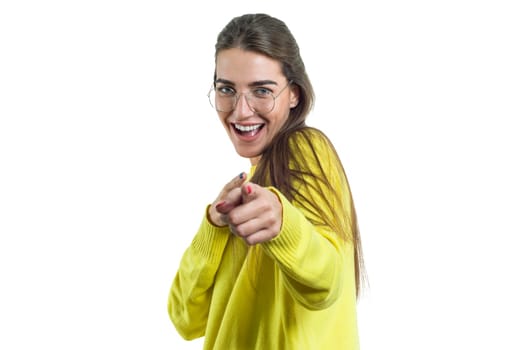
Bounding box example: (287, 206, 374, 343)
(214, 48, 299, 165)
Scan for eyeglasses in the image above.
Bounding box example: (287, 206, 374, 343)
(208, 80, 292, 114)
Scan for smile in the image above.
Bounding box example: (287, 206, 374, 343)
(233, 123, 264, 136)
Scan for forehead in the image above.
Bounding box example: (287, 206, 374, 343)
(215, 48, 284, 84)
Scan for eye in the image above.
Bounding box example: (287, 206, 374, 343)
(217, 86, 235, 96)
(252, 87, 272, 98)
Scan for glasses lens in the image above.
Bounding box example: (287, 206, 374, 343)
(249, 95, 274, 114)
(208, 89, 235, 113)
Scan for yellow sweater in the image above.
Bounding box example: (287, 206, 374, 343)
(168, 130, 359, 349)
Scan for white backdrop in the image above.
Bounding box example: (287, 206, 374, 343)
(1, 1, 524, 349)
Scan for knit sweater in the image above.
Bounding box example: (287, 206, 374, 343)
(168, 130, 359, 349)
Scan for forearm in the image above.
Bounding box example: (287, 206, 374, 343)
(168, 207, 231, 339)
(262, 189, 345, 310)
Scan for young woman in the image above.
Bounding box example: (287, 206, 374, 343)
(168, 13, 365, 349)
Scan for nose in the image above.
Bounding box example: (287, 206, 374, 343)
(233, 93, 255, 117)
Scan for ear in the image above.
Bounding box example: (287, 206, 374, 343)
(289, 84, 300, 108)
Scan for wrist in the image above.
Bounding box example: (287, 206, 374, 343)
(207, 204, 226, 227)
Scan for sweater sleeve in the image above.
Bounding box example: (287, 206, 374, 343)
(261, 130, 353, 310)
(167, 207, 231, 340)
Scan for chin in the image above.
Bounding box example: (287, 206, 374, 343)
(235, 147, 261, 160)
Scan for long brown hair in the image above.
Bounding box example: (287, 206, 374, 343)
(214, 13, 366, 297)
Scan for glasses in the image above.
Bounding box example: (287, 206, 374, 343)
(208, 80, 292, 114)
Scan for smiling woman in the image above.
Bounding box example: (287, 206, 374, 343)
(167, 13, 365, 350)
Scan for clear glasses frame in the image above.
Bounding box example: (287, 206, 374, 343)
(207, 80, 292, 114)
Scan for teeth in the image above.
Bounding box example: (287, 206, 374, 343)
(234, 124, 262, 132)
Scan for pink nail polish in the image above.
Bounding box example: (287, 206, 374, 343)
(246, 185, 252, 195)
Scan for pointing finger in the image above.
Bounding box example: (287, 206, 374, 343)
(241, 182, 256, 203)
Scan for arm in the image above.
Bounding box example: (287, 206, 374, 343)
(167, 173, 247, 339)
(167, 210, 230, 339)
(266, 130, 353, 309)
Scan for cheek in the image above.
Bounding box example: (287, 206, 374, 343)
(272, 106, 291, 130)
(217, 112, 229, 125)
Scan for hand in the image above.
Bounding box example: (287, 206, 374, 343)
(216, 182, 283, 246)
(208, 173, 247, 227)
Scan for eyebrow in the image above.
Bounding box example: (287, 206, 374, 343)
(215, 78, 278, 87)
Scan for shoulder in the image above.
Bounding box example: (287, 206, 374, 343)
(288, 127, 340, 168)
(289, 127, 332, 153)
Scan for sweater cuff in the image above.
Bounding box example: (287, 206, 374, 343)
(190, 205, 231, 264)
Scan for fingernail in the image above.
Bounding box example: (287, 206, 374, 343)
(239, 172, 245, 179)
(215, 201, 226, 208)
(246, 185, 252, 194)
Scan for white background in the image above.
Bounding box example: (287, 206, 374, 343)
(1, 1, 524, 349)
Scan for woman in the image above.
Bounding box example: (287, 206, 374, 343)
(168, 13, 365, 349)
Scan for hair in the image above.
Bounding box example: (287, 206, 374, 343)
(214, 13, 366, 298)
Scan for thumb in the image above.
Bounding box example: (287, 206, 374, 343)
(215, 199, 236, 214)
